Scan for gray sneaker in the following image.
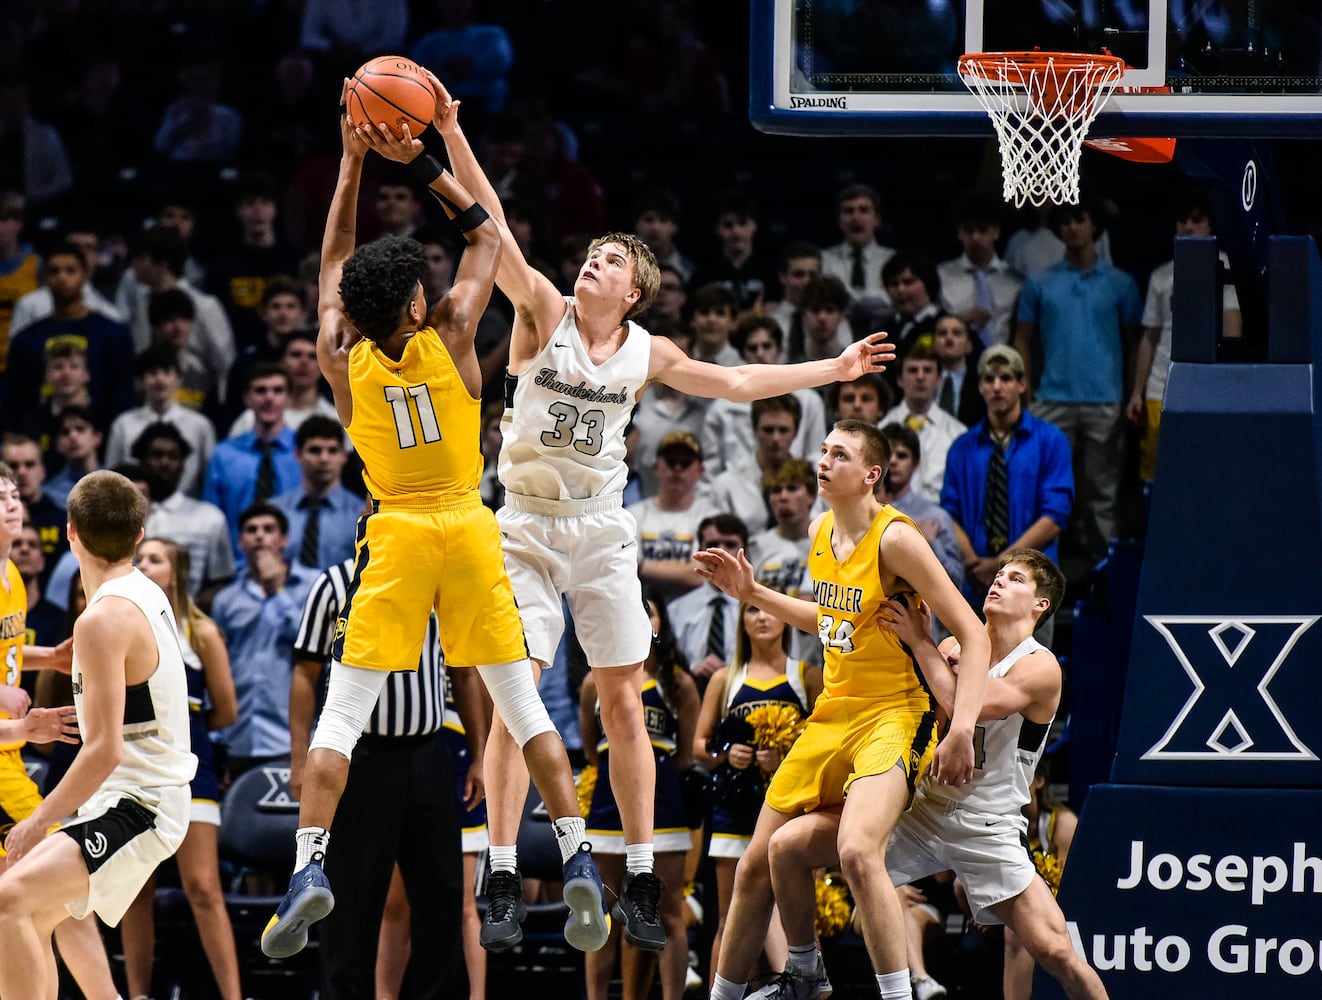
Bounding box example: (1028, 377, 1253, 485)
(747, 954, 833, 1000)
(480, 870, 526, 952)
(612, 870, 666, 951)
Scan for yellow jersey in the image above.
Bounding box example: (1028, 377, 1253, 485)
(0, 560, 27, 751)
(807, 506, 930, 711)
(347, 326, 482, 501)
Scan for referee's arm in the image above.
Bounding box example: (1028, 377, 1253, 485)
(290, 655, 325, 802)
(450, 667, 491, 809)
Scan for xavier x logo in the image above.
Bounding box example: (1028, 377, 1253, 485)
(1142, 616, 1319, 762)
(258, 766, 298, 810)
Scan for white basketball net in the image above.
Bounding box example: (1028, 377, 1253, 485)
(958, 52, 1125, 207)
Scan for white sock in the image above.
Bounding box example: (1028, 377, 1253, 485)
(709, 973, 747, 1000)
(787, 941, 818, 976)
(488, 845, 519, 874)
(551, 816, 588, 863)
(625, 842, 654, 875)
(295, 826, 330, 870)
(876, 969, 913, 999)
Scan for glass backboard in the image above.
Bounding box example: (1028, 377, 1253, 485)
(751, 0, 1322, 137)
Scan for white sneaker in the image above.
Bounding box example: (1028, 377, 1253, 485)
(685, 963, 703, 993)
(912, 975, 948, 1000)
(747, 954, 833, 1000)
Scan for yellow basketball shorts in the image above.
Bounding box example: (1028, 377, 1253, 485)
(765, 700, 939, 815)
(333, 496, 528, 670)
(0, 747, 44, 856)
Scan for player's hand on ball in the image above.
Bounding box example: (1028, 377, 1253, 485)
(422, 69, 461, 135)
(338, 79, 369, 157)
(358, 119, 425, 163)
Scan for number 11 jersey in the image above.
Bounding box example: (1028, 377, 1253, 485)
(347, 326, 482, 501)
(499, 298, 651, 501)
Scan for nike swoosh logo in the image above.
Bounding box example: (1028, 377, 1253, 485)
(815, 551, 825, 556)
(554, 340, 570, 348)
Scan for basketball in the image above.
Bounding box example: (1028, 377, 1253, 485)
(345, 56, 436, 140)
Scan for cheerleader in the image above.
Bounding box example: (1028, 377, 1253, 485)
(581, 592, 700, 1000)
(693, 602, 822, 980)
(122, 538, 242, 1000)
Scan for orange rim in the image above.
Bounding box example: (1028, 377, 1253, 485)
(958, 51, 1127, 76)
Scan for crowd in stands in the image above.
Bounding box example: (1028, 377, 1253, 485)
(0, 1, 1262, 997)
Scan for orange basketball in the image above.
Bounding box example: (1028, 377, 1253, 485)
(346, 56, 436, 140)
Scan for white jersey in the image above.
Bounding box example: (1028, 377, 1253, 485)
(925, 635, 1054, 816)
(499, 298, 652, 501)
(73, 570, 197, 795)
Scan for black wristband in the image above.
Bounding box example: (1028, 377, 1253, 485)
(450, 203, 491, 234)
(408, 152, 444, 187)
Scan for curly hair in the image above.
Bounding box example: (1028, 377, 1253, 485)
(339, 234, 427, 342)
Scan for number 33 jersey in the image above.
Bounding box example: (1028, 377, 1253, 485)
(348, 326, 482, 501)
(499, 298, 651, 501)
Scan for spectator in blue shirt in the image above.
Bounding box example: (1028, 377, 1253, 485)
(203, 361, 301, 553)
(941, 346, 1073, 644)
(1012, 200, 1141, 566)
(212, 502, 318, 776)
(409, 0, 515, 116)
(271, 415, 363, 571)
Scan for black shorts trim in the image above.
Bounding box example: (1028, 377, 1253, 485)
(60, 797, 157, 874)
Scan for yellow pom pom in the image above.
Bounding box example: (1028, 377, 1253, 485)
(1033, 849, 1063, 894)
(745, 704, 807, 756)
(576, 763, 598, 819)
(814, 872, 853, 940)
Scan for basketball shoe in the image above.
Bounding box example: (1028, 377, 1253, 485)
(260, 860, 335, 959)
(613, 870, 666, 951)
(480, 869, 527, 952)
(747, 954, 834, 1000)
(912, 975, 948, 1000)
(561, 842, 611, 952)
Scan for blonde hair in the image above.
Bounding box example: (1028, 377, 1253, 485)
(733, 599, 792, 669)
(588, 232, 660, 320)
(139, 537, 207, 637)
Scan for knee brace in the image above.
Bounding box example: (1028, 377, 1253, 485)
(476, 661, 557, 749)
(309, 662, 390, 758)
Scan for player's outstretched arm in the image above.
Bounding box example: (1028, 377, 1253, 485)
(427, 74, 564, 346)
(317, 84, 371, 426)
(354, 121, 502, 357)
(19, 706, 80, 745)
(879, 598, 957, 716)
(0, 706, 79, 746)
(692, 546, 819, 635)
(650, 330, 895, 402)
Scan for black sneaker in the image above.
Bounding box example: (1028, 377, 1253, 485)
(612, 870, 666, 951)
(480, 869, 526, 952)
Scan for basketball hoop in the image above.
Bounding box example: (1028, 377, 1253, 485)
(958, 51, 1126, 208)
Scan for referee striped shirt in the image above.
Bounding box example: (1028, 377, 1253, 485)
(293, 558, 446, 738)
